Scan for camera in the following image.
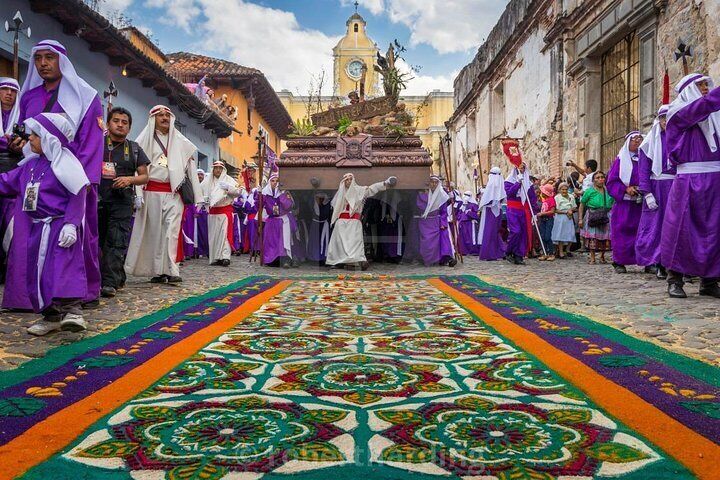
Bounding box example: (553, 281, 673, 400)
(11, 124, 30, 142)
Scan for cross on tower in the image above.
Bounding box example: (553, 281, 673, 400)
(354, 1, 359, 13)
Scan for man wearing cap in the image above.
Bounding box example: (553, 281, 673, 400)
(327, 173, 396, 270)
(0, 77, 20, 284)
(125, 105, 202, 284)
(200, 160, 242, 266)
(0, 113, 90, 335)
(6, 40, 103, 310)
(661, 73, 720, 298)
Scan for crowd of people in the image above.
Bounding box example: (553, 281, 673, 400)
(0, 39, 718, 337)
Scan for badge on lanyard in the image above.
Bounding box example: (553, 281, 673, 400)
(23, 182, 40, 212)
(157, 154, 168, 168)
(102, 161, 117, 179)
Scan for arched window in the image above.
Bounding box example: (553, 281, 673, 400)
(354, 23, 359, 33)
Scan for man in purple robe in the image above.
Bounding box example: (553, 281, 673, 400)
(243, 183, 259, 257)
(478, 167, 507, 260)
(6, 40, 103, 310)
(182, 203, 198, 259)
(0, 77, 20, 284)
(306, 192, 331, 264)
(457, 191, 480, 256)
(661, 73, 720, 298)
(192, 169, 209, 258)
(504, 163, 536, 265)
(417, 175, 456, 267)
(261, 173, 296, 267)
(0, 113, 90, 334)
(607, 132, 644, 274)
(636, 105, 673, 279)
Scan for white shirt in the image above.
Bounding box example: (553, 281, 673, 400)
(581, 171, 596, 191)
(148, 131, 170, 183)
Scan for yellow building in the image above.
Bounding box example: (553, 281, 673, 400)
(278, 10, 453, 171)
(166, 52, 292, 169)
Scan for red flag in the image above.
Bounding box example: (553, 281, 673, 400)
(662, 68, 671, 105)
(501, 139, 523, 168)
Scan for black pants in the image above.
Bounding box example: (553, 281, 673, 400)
(667, 270, 718, 288)
(99, 199, 133, 289)
(42, 298, 82, 321)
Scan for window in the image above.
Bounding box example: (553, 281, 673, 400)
(601, 33, 639, 168)
(258, 124, 270, 146)
(354, 24, 359, 33)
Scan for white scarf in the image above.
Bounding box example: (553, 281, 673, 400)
(331, 174, 367, 225)
(18, 113, 89, 195)
(618, 131, 642, 186)
(639, 105, 669, 177)
(20, 40, 98, 130)
(135, 105, 197, 191)
(422, 183, 450, 218)
(505, 166, 532, 204)
(668, 73, 720, 152)
(479, 167, 507, 217)
(201, 163, 238, 207)
(0, 77, 20, 136)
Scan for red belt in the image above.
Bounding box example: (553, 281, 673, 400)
(209, 205, 234, 248)
(339, 212, 360, 220)
(506, 200, 525, 209)
(145, 181, 173, 193)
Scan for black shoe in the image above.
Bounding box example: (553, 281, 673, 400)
(82, 299, 100, 309)
(101, 286, 116, 298)
(613, 263, 627, 274)
(565, 252, 574, 258)
(211, 260, 223, 266)
(513, 255, 525, 265)
(167, 276, 183, 284)
(505, 254, 514, 264)
(656, 266, 667, 280)
(221, 259, 231, 267)
(668, 284, 688, 298)
(448, 258, 457, 267)
(644, 265, 658, 274)
(150, 275, 168, 283)
(699, 283, 720, 298)
(361, 261, 370, 271)
(281, 260, 291, 269)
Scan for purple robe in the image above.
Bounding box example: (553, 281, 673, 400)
(262, 192, 295, 265)
(457, 203, 480, 255)
(635, 132, 675, 266)
(195, 207, 209, 257)
(416, 192, 454, 266)
(0, 109, 10, 152)
(4, 83, 103, 309)
(243, 192, 259, 254)
(181, 204, 198, 258)
(0, 156, 87, 312)
(307, 201, 331, 262)
(607, 155, 642, 266)
(661, 86, 720, 278)
(504, 181, 536, 257)
(232, 197, 244, 253)
(479, 206, 506, 260)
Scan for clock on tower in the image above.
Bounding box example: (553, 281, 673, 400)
(346, 60, 364, 80)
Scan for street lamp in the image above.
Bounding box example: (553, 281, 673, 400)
(4, 11, 31, 81)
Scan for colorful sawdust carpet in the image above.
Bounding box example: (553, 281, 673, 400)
(0, 275, 719, 479)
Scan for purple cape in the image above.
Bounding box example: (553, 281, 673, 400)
(416, 192, 454, 266)
(661, 86, 720, 277)
(262, 192, 294, 265)
(0, 156, 87, 312)
(607, 155, 642, 266)
(479, 206, 506, 260)
(457, 203, 479, 255)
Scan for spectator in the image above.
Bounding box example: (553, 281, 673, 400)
(551, 182, 577, 259)
(537, 184, 555, 260)
(578, 171, 614, 264)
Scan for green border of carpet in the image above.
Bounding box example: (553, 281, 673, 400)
(460, 274, 720, 387)
(0, 276, 266, 391)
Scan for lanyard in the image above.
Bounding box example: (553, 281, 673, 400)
(105, 137, 129, 164)
(153, 132, 168, 156)
(29, 156, 51, 184)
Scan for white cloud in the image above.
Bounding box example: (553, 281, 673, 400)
(144, 0, 201, 31)
(341, 0, 385, 16)
(99, 0, 134, 12)
(396, 59, 457, 95)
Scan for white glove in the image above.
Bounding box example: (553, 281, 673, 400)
(133, 195, 144, 211)
(58, 224, 78, 248)
(385, 176, 398, 187)
(644, 193, 658, 210)
(219, 182, 230, 191)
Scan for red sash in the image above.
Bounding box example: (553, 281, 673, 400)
(339, 212, 360, 220)
(507, 199, 533, 254)
(210, 204, 234, 248)
(145, 181, 173, 193)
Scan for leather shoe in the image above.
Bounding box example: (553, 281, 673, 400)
(167, 276, 183, 284)
(656, 266, 667, 280)
(668, 284, 687, 299)
(613, 263, 627, 274)
(699, 283, 720, 299)
(513, 255, 525, 265)
(448, 258, 458, 267)
(101, 286, 117, 298)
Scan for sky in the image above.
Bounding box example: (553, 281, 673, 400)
(99, 0, 510, 95)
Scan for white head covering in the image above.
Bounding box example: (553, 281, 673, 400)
(460, 190, 477, 212)
(422, 175, 450, 218)
(639, 105, 670, 177)
(135, 105, 197, 191)
(261, 172, 282, 198)
(380, 189, 401, 219)
(505, 164, 532, 204)
(312, 191, 330, 217)
(20, 40, 98, 130)
(479, 167, 507, 217)
(667, 73, 720, 152)
(618, 131, 643, 186)
(201, 160, 238, 207)
(331, 173, 366, 225)
(18, 113, 89, 194)
(0, 77, 20, 136)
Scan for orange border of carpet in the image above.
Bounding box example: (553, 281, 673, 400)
(0, 280, 291, 480)
(430, 278, 720, 479)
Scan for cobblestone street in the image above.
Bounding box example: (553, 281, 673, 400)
(1, 252, 718, 371)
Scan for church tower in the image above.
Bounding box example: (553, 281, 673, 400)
(332, 8, 380, 98)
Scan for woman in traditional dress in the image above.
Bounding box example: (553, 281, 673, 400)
(578, 171, 614, 265)
(551, 182, 577, 259)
